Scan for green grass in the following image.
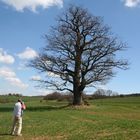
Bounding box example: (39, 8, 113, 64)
(0, 96, 140, 140)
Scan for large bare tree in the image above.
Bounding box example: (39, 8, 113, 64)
(30, 6, 128, 105)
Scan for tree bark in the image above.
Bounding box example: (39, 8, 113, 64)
(73, 89, 83, 105)
(73, 78, 83, 105)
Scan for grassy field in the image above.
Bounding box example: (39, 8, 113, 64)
(0, 96, 140, 140)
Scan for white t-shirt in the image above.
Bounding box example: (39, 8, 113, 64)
(13, 102, 22, 117)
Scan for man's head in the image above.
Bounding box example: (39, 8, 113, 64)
(18, 99, 22, 103)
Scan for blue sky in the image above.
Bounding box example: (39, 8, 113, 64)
(0, 0, 140, 96)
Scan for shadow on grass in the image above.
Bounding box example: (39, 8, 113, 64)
(26, 105, 69, 112)
(0, 107, 13, 112)
(0, 133, 11, 136)
(0, 105, 69, 112)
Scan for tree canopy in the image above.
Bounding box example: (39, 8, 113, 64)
(30, 5, 128, 105)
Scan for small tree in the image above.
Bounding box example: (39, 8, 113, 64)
(30, 5, 128, 105)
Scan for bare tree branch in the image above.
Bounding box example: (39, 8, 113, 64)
(29, 5, 128, 105)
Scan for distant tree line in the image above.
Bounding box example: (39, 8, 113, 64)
(119, 93, 140, 97)
(43, 90, 140, 103)
(43, 92, 73, 102)
(0, 93, 22, 103)
(8, 93, 22, 97)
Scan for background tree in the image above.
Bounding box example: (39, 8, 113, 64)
(30, 5, 128, 105)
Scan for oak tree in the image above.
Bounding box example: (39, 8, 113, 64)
(30, 6, 128, 105)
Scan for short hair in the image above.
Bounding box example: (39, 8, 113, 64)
(18, 99, 22, 102)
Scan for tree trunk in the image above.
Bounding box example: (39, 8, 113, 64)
(73, 88, 83, 105)
(73, 71, 83, 105)
(73, 36, 83, 105)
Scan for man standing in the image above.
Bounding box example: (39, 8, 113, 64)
(11, 99, 25, 136)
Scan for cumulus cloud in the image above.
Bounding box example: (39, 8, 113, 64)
(0, 67, 16, 77)
(1, 0, 63, 12)
(47, 72, 59, 77)
(123, 0, 140, 7)
(17, 47, 38, 60)
(95, 85, 109, 90)
(0, 67, 28, 89)
(30, 75, 41, 81)
(5, 77, 28, 88)
(36, 89, 52, 95)
(0, 48, 15, 64)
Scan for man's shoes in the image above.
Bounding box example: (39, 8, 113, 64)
(11, 132, 15, 136)
(11, 133, 22, 136)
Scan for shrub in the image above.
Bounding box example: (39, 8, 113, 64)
(43, 92, 73, 102)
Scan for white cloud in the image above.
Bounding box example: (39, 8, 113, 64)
(123, 0, 140, 7)
(1, 0, 63, 12)
(0, 67, 16, 77)
(6, 77, 28, 88)
(95, 85, 109, 90)
(36, 89, 52, 95)
(47, 72, 59, 77)
(0, 48, 15, 64)
(0, 67, 28, 89)
(17, 47, 38, 60)
(30, 75, 41, 81)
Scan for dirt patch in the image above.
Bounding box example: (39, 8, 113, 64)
(96, 130, 117, 138)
